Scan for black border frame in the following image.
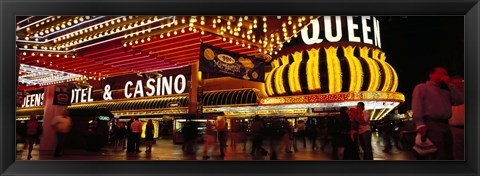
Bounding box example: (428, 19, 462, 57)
(1, 0, 479, 176)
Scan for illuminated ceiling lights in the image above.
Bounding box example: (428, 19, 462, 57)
(17, 16, 175, 53)
(18, 64, 84, 86)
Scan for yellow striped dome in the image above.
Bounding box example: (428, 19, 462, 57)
(265, 45, 398, 97)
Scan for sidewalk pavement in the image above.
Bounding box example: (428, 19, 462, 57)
(16, 132, 416, 161)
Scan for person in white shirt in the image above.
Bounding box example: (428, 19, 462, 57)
(448, 76, 464, 160)
(353, 102, 373, 160)
(130, 117, 143, 153)
(50, 110, 72, 157)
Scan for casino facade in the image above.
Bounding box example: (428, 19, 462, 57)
(15, 16, 404, 147)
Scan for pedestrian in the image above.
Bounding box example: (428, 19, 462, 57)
(293, 120, 306, 151)
(412, 67, 463, 160)
(130, 117, 143, 153)
(114, 123, 127, 151)
(25, 114, 39, 160)
(353, 102, 374, 160)
(332, 107, 350, 160)
(381, 119, 394, 153)
(250, 115, 264, 156)
(308, 121, 319, 151)
(126, 116, 135, 153)
(344, 107, 360, 160)
(216, 117, 228, 157)
(448, 76, 464, 160)
(282, 120, 293, 153)
(145, 119, 154, 153)
(268, 119, 283, 160)
(202, 120, 218, 159)
(50, 110, 72, 157)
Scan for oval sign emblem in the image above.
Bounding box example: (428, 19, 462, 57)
(217, 54, 236, 64)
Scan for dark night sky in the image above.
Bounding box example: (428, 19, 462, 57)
(379, 16, 464, 112)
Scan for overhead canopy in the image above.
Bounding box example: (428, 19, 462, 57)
(16, 88, 261, 117)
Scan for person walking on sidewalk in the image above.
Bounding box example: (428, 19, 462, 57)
(130, 117, 143, 153)
(145, 119, 154, 153)
(202, 120, 218, 159)
(352, 102, 373, 160)
(51, 110, 72, 157)
(25, 114, 39, 160)
(126, 116, 135, 153)
(216, 116, 228, 157)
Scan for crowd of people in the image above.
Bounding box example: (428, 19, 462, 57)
(17, 67, 464, 161)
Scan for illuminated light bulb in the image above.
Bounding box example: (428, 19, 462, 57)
(263, 28, 267, 33)
(212, 24, 216, 28)
(217, 19, 221, 23)
(201, 31, 205, 35)
(23, 45, 28, 49)
(74, 19, 78, 24)
(189, 23, 194, 27)
(67, 22, 72, 26)
(39, 53, 44, 57)
(79, 17, 84, 22)
(181, 18, 186, 24)
(141, 39, 145, 43)
(31, 53, 35, 56)
(72, 55, 76, 59)
(56, 54, 60, 57)
(174, 30, 177, 35)
(242, 43, 245, 47)
(129, 42, 133, 46)
(147, 37, 151, 41)
(258, 48, 262, 52)
(48, 54, 52, 57)
(263, 17, 267, 21)
(253, 24, 257, 28)
(193, 28, 197, 32)
(167, 32, 171, 37)
(160, 34, 164, 38)
(36, 24, 40, 27)
(134, 40, 139, 44)
(229, 39, 233, 44)
(64, 55, 68, 58)
(39, 31, 44, 35)
(222, 37, 226, 41)
(22, 52, 26, 56)
(298, 23, 302, 27)
(200, 21, 205, 25)
(288, 21, 292, 25)
(181, 28, 185, 33)
(235, 41, 239, 45)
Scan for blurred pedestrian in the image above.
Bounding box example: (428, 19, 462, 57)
(412, 67, 464, 160)
(50, 110, 72, 157)
(130, 117, 143, 153)
(344, 107, 360, 160)
(126, 116, 135, 153)
(308, 121, 319, 151)
(216, 117, 227, 157)
(202, 120, 218, 159)
(145, 119, 154, 153)
(282, 120, 293, 153)
(114, 123, 127, 151)
(293, 120, 306, 151)
(182, 121, 198, 154)
(449, 75, 464, 160)
(250, 115, 264, 156)
(380, 119, 394, 153)
(332, 107, 350, 160)
(25, 114, 39, 160)
(353, 102, 373, 160)
(268, 119, 283, 160)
